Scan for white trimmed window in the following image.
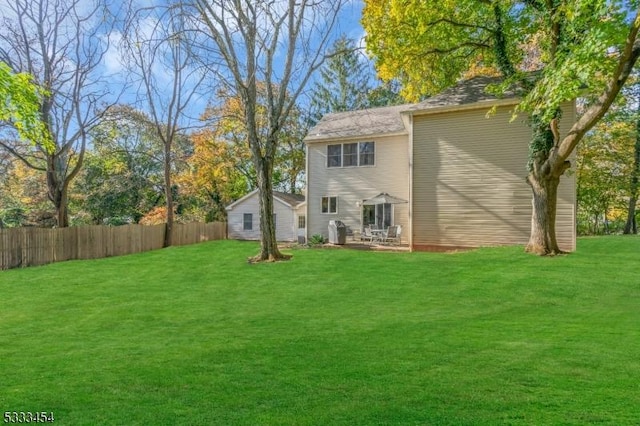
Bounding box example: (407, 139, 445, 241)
(327, 144, 342, 167)
(243, 213, 253, 230)
(327, 142, 375, 167)
(321, 196, 337, 214)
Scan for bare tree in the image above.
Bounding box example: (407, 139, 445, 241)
(189, 0, 346, 261)
(0, 0, 114, 227)
(121, 3, 206, 247)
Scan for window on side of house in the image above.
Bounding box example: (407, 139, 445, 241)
(343, 143, 358, 167)
(327, 142, 375, 168)
(243, 213, 253, 230)
(327, 144, 342, 167)
(359, 141, 375, 166)
(321, 196, 337, 214)
(298, 215, 306, 229)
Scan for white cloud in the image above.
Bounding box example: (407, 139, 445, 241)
(102, 31, 125, 75)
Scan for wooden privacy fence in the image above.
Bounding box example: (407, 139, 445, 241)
(0, 222, 227, 270)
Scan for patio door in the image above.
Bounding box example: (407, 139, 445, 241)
(362, 203, 392, 229)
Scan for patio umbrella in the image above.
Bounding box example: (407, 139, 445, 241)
(362, 192, 408, 205)
(361, 193, 408, 232)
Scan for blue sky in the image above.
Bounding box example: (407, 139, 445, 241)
(0, 0, 370, 129)
(100, 0, 371, 121)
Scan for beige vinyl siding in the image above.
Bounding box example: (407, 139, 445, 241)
(273, 198, 297, 242)
(306, 134, 410, 242)
(227, 193, 298, 241)
(412, 103, 576, 251)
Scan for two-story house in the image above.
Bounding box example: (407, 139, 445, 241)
(304, 76, 576, 251)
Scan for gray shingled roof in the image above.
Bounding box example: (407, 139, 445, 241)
(274, 191, 305, 207)
(304, 103, 412, 142)
(305, 76, 521, 142)
(406, 75, 522, 111)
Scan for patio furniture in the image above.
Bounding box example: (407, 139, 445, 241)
(382, 225, 401, 244)
(361, 226, 374, 244)
(369, 226, 385, 243)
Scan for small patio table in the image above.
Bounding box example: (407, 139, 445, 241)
(370, 228, 385, 243)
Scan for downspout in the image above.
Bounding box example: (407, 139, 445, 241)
(407, 113, 414, 251)
(304, 142, 310, 244)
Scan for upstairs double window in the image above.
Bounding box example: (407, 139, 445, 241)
(327, 142, 375, 168)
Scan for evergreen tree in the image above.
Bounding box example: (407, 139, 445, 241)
(309, 36, 372, 125)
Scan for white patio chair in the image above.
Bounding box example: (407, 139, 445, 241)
(361, 226, 374, 244)
(382, 225, 401, 244)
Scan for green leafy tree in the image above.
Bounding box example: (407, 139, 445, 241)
(309, 36, 373, 124)
(363, 0, 640, 254)
(73, 105, 167, 225)
(0, 159, 52, 227)
(308, 36, 404, 126)
(0, 0, 114, 228)
(577, 78, 640, 235)
(577, 117, 632, 234)
(622, 81, 640, 234)
(0, 62, 50, 149)
(366, 78, 404, 108)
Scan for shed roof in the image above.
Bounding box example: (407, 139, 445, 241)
(273, 191, 305, 207)
(304, 76, 522, 142)
(226, 189, 305, 210)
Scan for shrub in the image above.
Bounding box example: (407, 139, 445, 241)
(308, 234, 325, 245)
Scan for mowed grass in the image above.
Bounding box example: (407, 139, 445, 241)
(1, 237, 639, 425)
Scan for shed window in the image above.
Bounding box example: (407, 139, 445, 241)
(243, 213, 253, 230)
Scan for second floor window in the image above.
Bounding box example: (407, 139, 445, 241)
(327, 142, 375, 168)
(327, 144, 342, 167)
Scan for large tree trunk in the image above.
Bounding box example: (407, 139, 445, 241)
(46, 155, 70, 228)
(526, 170, 563, 255)
(250, 156, 289, 263)
(163, 145, 174, 248)
(522, 11, 640, 254)
(623, 119, 640, 234)
(624, 195, 638, 234)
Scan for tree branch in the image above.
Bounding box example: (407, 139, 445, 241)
(553, 8, 640, 169)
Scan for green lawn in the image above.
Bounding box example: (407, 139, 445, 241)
(1, 237, 639, 425)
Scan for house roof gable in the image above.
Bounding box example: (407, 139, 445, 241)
(225, 189, 306, 210)
(405, 75, 522, 113)
(273, 191, 305, 207)
(304, 76, 522, 142)
(304, 103, 412, 143)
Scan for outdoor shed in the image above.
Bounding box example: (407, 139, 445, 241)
(226, 189, 306, 242)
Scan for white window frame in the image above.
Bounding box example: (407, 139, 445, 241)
(243, 213, 253, 230)
(327, 144, 342, 168)
(327, 142, 375, 168)
(321, 196, 338, 214)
